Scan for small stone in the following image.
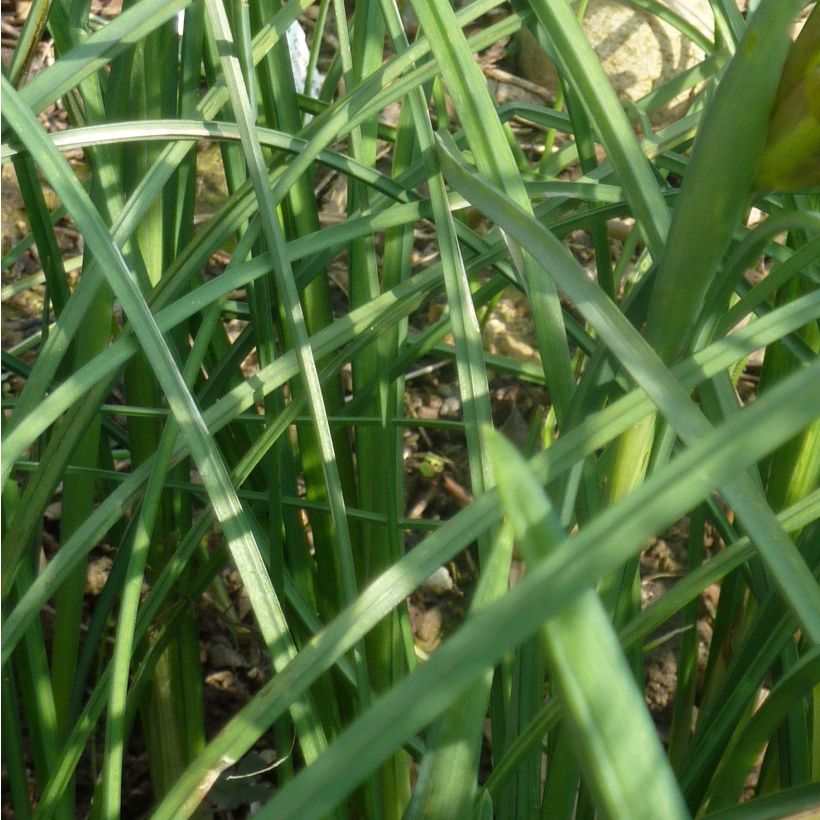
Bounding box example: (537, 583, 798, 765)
(85, 556, 112, 596)
(518, 0, 714, 127)
(421, 566, 454, 595)
(439, 396, 462, 418)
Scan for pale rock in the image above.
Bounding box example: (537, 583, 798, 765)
(421, 566, 454, 595)
(518, 0, 715, 126)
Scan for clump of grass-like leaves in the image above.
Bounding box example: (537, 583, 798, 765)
(2, 0, 818, 817)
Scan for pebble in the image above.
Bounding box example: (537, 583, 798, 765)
(421, 566, 454, 595)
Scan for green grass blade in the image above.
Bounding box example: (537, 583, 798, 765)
(701, 783, 820, 820)
(18, 0, 194, 113)
(409, 0, 574, 422)
(702, 649, 820, 813)
(401, 3, 573, 806)
(435, 131, 820, 643)
(2, 73, 324, 745)
(644, 0, 806, 361)
(621, 0, 714, 53)
(99, 303, 218, 818)
(156, 351, 820, 818)
(525, 0, 670, 257)
(247, 359, 820, 820)
(202, 0, 367, 707)
(481, 490, 820, 803)
(486, 429, 688, 819)
(6, 283, 817, 665)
